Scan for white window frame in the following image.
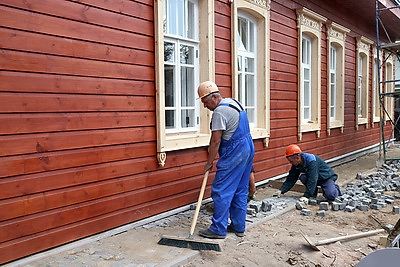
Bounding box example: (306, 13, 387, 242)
(232, 0, 271, 146)
(237, 13, 257, 128)
(372, 48, 382, 124)
(356, 36, 373, 129)
(357, 55, 364, 117)
(296, 8, 326, 140)
(301, 35, 312, 123)
(164, 38, 199, 133)
(155, 0, 215, 166)
(385, 55, 394, 121)
(329, 45, 337, 120)
(326, 22, 349, 135)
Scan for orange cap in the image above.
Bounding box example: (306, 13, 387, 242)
(285, 144, 302, 157)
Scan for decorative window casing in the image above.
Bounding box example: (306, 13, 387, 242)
(385, 55, 394, 121)
(155, 0, 215, 166)
(296, 8, 326, 140)
(232, 0, 271, 146)
(326, 22, 349, 135)
(356, 36, 373, 129)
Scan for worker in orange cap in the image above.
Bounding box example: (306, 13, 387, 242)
(274, 144, 341, 203)
(197, 81, 254, 239)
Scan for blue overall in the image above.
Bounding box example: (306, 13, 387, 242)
(208, 101, 254, 236)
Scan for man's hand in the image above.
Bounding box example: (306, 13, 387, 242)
(273, 191, 282, 198)
(204, 162, 213, 173)
(299, 196, 309, 204)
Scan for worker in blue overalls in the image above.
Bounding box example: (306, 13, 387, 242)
(197, 81, 254, 239)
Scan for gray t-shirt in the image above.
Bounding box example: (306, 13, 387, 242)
(211, 98, 241, 140)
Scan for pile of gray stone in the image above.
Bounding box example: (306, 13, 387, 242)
(300, 160, 400, 217)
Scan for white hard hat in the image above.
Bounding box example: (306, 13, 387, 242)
(197, 81, 219, 99)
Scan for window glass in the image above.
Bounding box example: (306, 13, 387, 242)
(187, 1, 195, 39)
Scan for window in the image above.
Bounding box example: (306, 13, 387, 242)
(237, 14, 257, 126)
(357, 55, 364, 117)
(330, 45, 337, 120)
(164, 41, 198, 131)
(385, 55, 394, 121)
(301, 35, 312, 122)
(296, 8, 326, 140)
(356, 36, 373, 128)
(232, 0, 270, 146)
(372, 49, 381, 123)
(164, 0, 199, 132)
(326, 22, 349, 134)
(155, 0, 215, 166)
(396, 56, 400, 91)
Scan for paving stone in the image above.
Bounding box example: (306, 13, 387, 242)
(309, 199, 318, 206)
(300, 209, 312, 216)
(356, 173, 367, 180)
(348, 200, 359, 207)
(319, 202, 329, 210)
(371, 198, 379, 204)
(261, 200, 272, 212)
(339, 202, 347, 210)
(357, 204, 369, 211)
(249, 202, 262, 213)
(385, 198, 395, 204)
(331, 202, 341, 211)
(316, 210, 325, 217)
(385, 225, 394, 233)
(393, 206, 400, 214)
(247, 207, 256, 216)
(370, 204, 383, 210)
(361, 198, 371, 205)
(345, 206, 356, 212)
(377, 200, 387, 207)
(296, 202, 306, 210)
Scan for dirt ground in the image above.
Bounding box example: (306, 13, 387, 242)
(181, 143, 400, 267)
(15, 143, 400, 267)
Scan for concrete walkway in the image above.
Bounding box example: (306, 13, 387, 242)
(5, 197, 297, 267)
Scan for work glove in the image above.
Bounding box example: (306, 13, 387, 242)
(299, 196, 309, 205)
(273, 191, 282, 198)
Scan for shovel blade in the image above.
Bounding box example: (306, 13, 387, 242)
(300, 231, 320, 251)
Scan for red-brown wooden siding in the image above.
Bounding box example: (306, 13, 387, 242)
(0, 0, 395, 264)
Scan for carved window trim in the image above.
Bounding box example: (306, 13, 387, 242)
(232, 0, 271, 147)
(356, 36, 373, 129)
(296, 8, 327, 140)
(154, 0, 215, 166)
(326, 22, 350, 135)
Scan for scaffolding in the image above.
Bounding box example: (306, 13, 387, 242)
(375, 0, 400, 162)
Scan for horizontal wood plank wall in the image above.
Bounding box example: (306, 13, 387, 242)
(215, 0, 232, 96)
(0, 0, 395, 264)
(0, 0, 209, 263)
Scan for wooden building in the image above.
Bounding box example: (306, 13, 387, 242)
(0, 0, 399, 263)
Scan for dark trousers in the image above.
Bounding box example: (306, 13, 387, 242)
(299, 174, 340, 201)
